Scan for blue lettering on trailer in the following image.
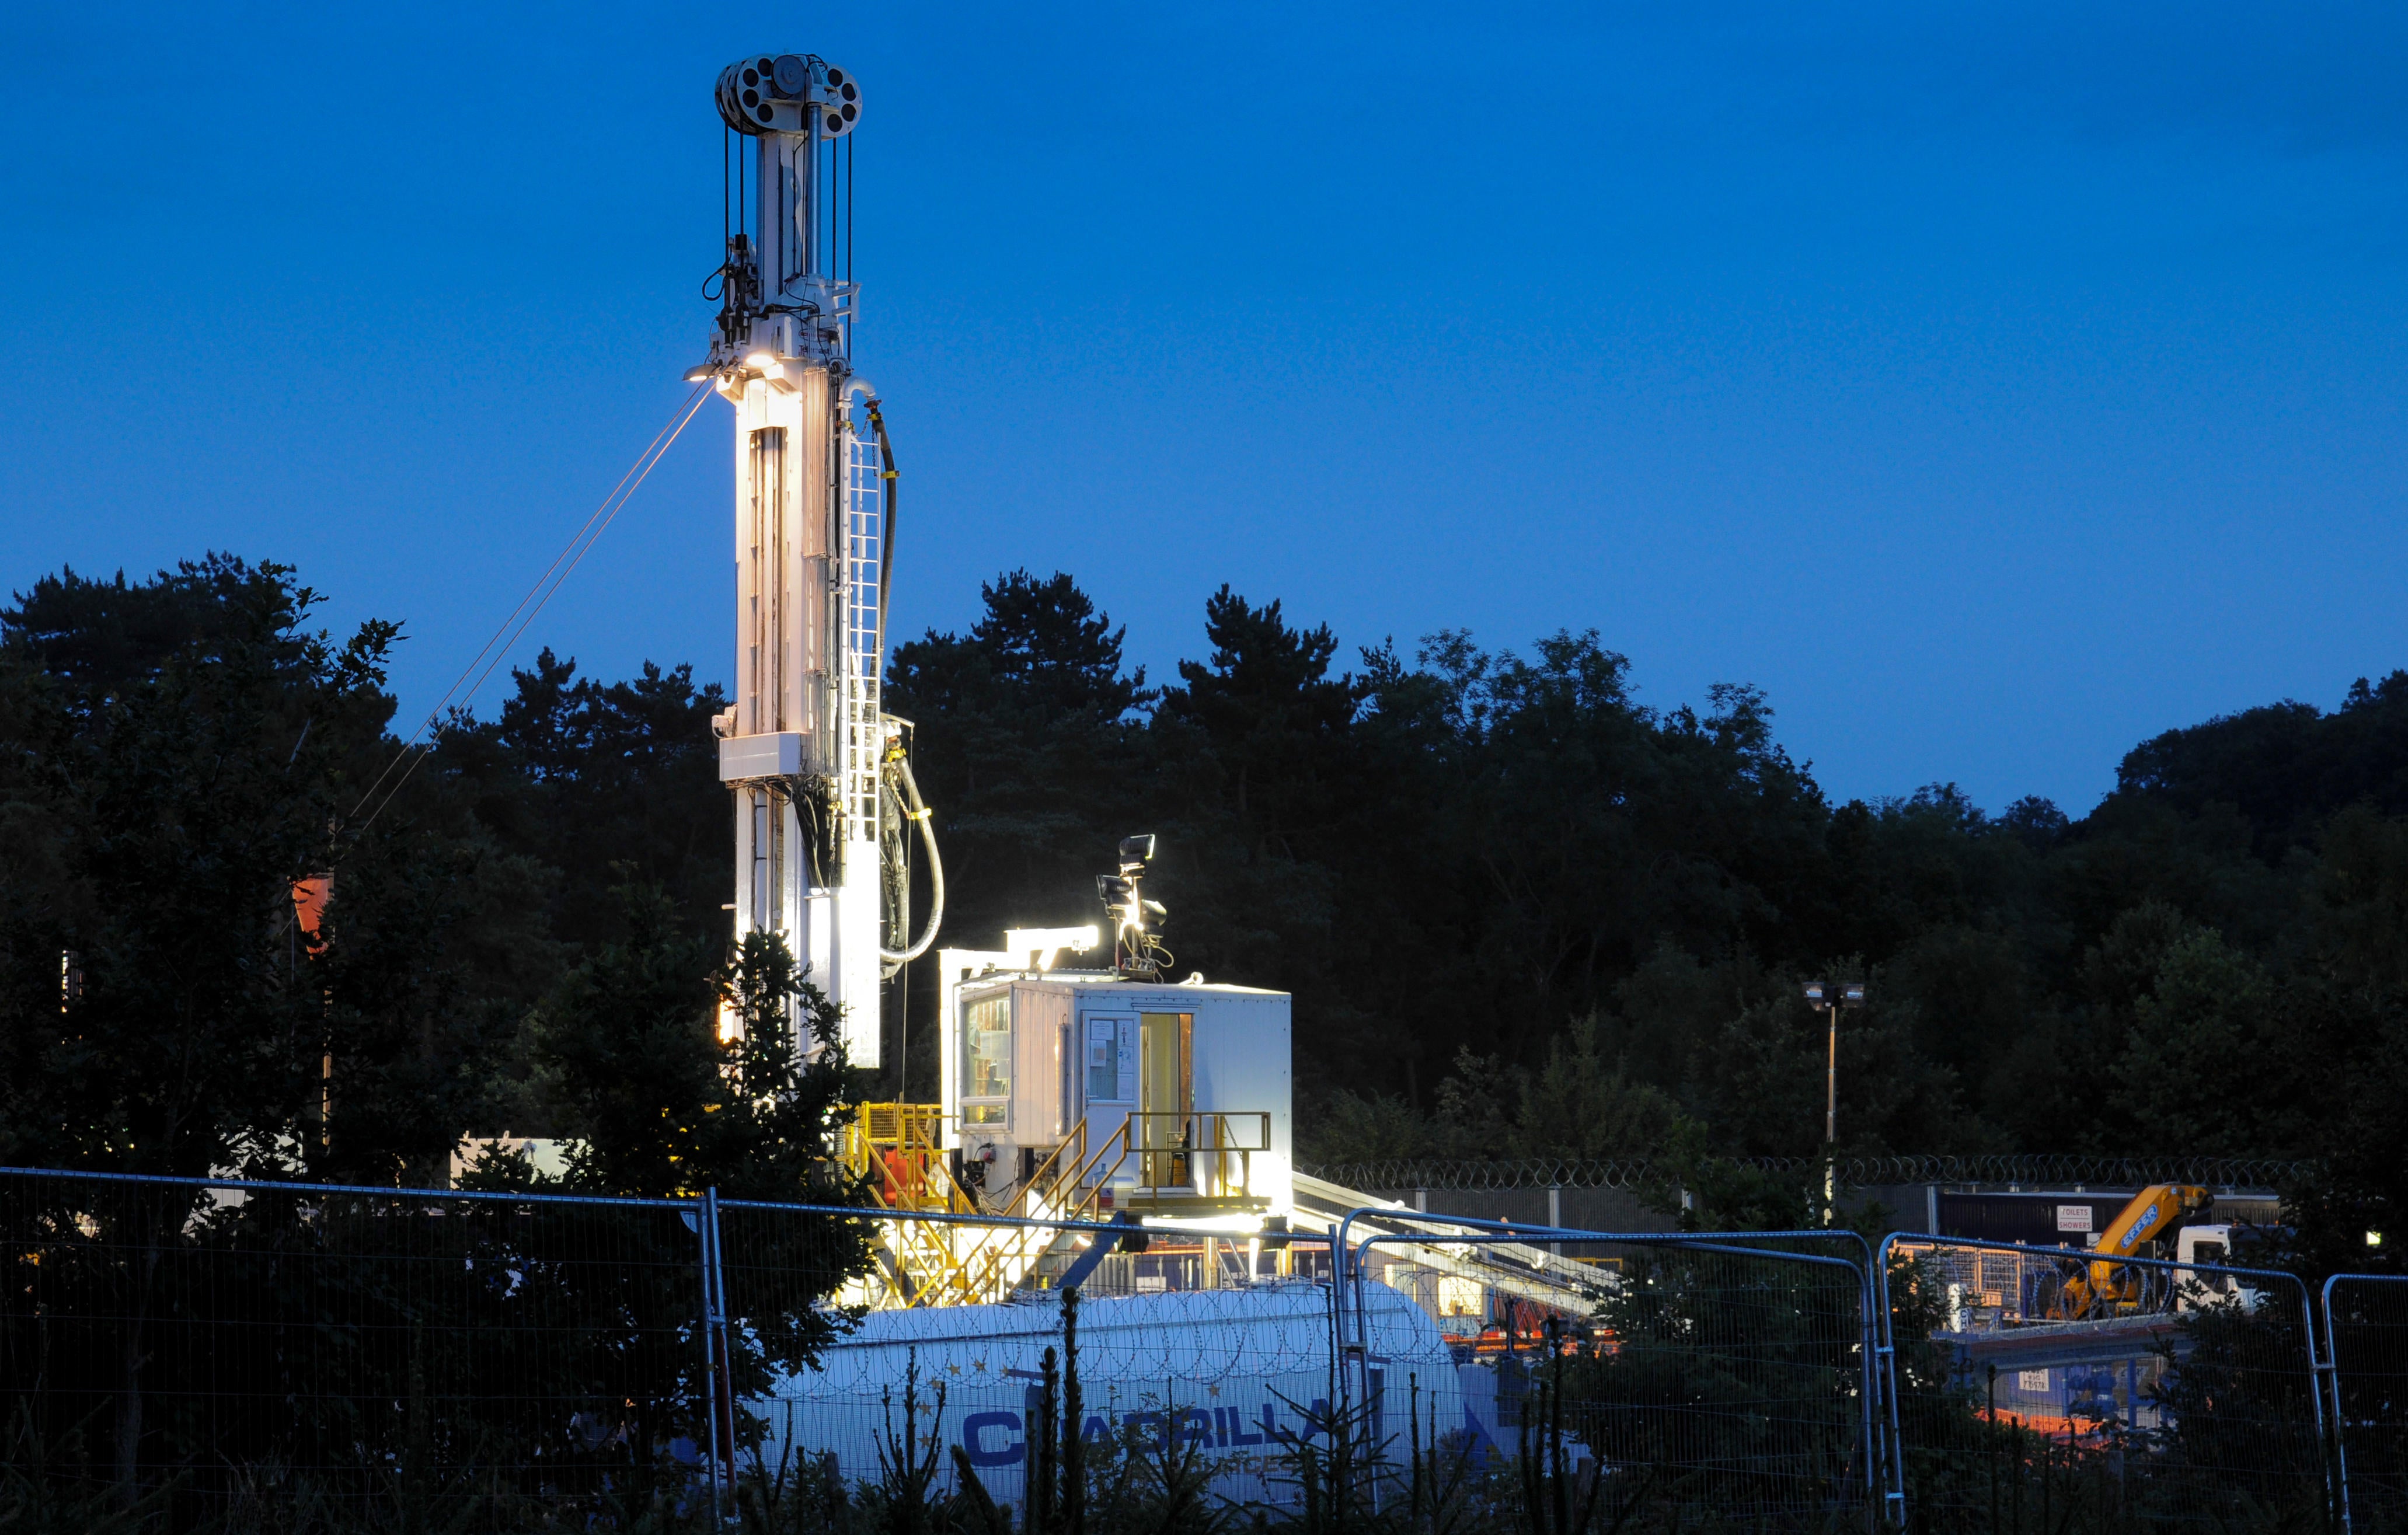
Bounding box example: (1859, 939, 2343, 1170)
(961, 1411, 1023, 1467)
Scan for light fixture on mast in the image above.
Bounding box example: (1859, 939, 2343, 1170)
(1803, 978, 1865, 1225)
(1098, 835, 1170, 982)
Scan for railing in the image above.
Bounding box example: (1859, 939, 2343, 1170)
(842, 1102, 966, 1215)
(840, 1106, 1277, 1306)
(1126, 1111, 1271, 1205)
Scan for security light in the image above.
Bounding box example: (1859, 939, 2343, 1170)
(1098, 835, 1171, 981)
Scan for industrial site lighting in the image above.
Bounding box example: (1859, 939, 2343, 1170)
(1803, 979, 1865, 1226)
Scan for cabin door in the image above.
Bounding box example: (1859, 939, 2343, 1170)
(1138, 1011, 1193, 1188)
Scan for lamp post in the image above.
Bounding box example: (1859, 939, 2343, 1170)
(1803, 979, 1865, 1224)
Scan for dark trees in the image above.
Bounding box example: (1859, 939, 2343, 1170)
(0, 556, 442, 1181)
(15, 547, 2408, 1258)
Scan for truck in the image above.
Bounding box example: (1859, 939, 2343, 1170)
(2041, 1184, 2215, 1321)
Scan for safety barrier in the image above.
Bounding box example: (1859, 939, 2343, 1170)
(0, 1166, 1134, 1529)
(5, 1163, 2384, 1532)
(1330, 1208, 1883, 1531)
(2324, 1272, 2408, 1533)
(1877, 1232, 2333, 1530)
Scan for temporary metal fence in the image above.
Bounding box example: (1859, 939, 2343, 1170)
(0, 1166, 1134, 1531)
(1332, 1209, 1883, 1532)
(1876, 1232, 2333, 1531)
(2324, 1272, 2408, 1533)
(10, 1163, 2392, 1533)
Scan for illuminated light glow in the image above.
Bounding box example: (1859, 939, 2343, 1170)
(1001, 924, 1100, 971)
(1139, 1213, 1273, 1236)
(716, 998, 743, 1045)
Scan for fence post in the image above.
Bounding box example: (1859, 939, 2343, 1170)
(2294, 1271, 2339, 1528)
(699, 1187, 730, 1524)
(1873, 1233, 1909, 1527)
(2325, 1274, 2353, 1535)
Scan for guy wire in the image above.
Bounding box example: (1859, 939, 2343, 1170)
(340, 379, 717, 845)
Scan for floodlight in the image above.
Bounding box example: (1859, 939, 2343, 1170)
(1119, 833, 1155, 864)
(1803, 981, 1827, 1006)
(1841, 982, 1866, 1007)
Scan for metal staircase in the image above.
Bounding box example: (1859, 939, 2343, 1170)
(840, 1103, 1271, 1307)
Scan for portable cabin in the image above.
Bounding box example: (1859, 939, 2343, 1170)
(934, 955, 1292, 1230)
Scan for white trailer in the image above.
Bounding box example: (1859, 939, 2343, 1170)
(751, 1282, 1496, 1510)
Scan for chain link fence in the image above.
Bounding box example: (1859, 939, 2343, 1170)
(1, 1166, 723, 1528)
(10, 1163, 2395, 1532)
(2325, 1272, 2408, 1533)
(1331, 1214, 1881, 1532)
(1878, 1233, 2333, 1531)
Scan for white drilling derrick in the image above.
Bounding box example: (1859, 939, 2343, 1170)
(695, 53, 939, 1068)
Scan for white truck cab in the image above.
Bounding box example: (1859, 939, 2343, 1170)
(2174, 1224, 2275, 1312)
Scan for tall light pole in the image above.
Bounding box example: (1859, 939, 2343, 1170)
(1803, 979, 1865, 1224)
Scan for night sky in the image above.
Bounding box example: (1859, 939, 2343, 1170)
(4, 4, 2403, 812)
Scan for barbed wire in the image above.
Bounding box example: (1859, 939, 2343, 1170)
(1298, 1153, 2315, 1192)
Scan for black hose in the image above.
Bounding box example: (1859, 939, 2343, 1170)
(880, 753, 944, 962)
(866, 397, 899, 626)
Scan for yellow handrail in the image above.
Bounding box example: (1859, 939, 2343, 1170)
(844, 1103, 970, 1214)
(848, 1104, 1275, 1307)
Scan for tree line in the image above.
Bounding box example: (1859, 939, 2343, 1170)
(3, 554, 2404, 1271)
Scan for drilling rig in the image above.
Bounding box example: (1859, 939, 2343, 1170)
(694, 52, 939, 1067)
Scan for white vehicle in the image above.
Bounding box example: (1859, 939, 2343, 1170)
(2174, 1224, 2277, 1312)
(751, 1282, 1501, 1511)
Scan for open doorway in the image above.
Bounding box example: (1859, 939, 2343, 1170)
(1139, 1011, 1192, 1188)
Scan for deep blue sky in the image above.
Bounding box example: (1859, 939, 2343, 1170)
(4, 4, 2404, 814)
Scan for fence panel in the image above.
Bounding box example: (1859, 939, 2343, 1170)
(2327, 1272, 2408, 1532)
(719, 1199, 1348, 1522)
(1339, 1221, 1877, 1532)
(1880, 1233, 2330, 1531)
(1, 1168, 712, 1529)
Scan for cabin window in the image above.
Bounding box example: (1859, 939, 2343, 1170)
(964, 995, 1010, 1127)
(1085, 1016, 1134, 1103)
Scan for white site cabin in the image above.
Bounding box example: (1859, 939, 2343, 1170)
(935, 939, 1294, 1233)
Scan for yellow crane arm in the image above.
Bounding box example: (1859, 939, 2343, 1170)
(2076, 1183, 2213, 1313)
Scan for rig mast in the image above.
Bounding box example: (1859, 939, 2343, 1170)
(698, 53, 932, 1065)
